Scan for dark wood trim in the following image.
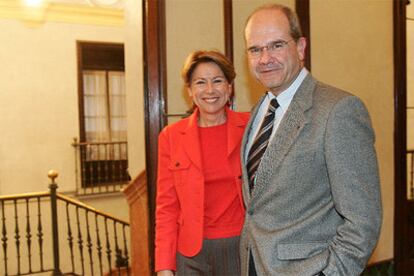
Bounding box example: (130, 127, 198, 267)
(223, 0, 233, 63)
(77, 42, 86, 143)
(78, 41, 124, 71)
(295, 0, 311, 70)
(393, 0, 408, 274)
(223, 0, 234, 104)
(143, 0, 166, 273)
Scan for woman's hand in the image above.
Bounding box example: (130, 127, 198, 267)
(157, 270, 174, 276)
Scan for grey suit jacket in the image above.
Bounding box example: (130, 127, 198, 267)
(240, 74, 382, 276)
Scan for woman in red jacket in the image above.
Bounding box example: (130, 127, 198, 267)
(155, 50, 249, 275)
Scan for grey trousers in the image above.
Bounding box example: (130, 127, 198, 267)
(176, 236, 240, 276)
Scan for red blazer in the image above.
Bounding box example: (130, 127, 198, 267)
(155, 107, 250, 272)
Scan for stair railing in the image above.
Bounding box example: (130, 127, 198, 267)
(0, 170, 130, 276)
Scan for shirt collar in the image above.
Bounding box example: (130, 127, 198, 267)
(265, 68, 309, 112)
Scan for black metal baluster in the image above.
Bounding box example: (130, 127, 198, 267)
(118, 142, 125, 182)
(113, 221, 121, 275)
(119, 143, 123, 186)
(110, 144, 115, 191)
(1, 200, 8, 276)
(119, 143, 123, 187)
(66, 202, 75, 273)
(13, 199, 21, 275)
(76, 206, 85, 275)
(73, 138, 81, 193)
(112, 142, 123, 191)
(106, 144, 111, 193)
(81, 146, 88, 193)
(104, 143, 108, 191)
(37, 197, 44, 271)
(85, 210, 94, 275)
(113, 143, 118, 187)
(104, 218, 112, 275)
(123, 142, 129, 188)
(25, 198, 32, 273)
(122, 224, 129, 275)
(95, 214, 103, 276)
(88, 145, 94, 189)
(96, 144, 102, 193)
(49, 172, 62, 276)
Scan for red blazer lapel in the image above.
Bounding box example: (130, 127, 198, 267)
(180, 109, 203, 172)
(178, 107, 249, 173)
(226, 108, 250, 177)
(227, 108, 249, 158)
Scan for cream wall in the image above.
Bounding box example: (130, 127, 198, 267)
(0, 2, 145, 195)
(0, 3, 143, 274)
(310, 0, 394, 262)
(124, 0, 145, 179)
(165, 0, 295, 116)
(0, 19, 123, 194)
(232, 0, 295, 111)
(165, 0, 224, 125)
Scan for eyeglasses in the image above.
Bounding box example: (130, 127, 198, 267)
(246, 39, 294, 58)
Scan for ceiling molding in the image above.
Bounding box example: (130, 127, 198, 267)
(0, 0, 123, 27)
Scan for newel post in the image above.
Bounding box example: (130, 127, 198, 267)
(48, 170, 62, 276)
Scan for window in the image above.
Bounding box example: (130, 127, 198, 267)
(75, 42, 129, 192)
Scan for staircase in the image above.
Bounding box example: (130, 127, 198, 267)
(0, 170, 130, 276)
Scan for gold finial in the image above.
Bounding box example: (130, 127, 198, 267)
(48, 170, 59, 183)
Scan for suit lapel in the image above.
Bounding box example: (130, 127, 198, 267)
(251, 75, 316, 197)
(241, 96, 267, 165)
(241, 96, 267, 202)
(180, 109, 203, 171)
(227, 108, 248, 158)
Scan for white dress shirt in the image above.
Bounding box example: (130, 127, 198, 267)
(245, 68, 308, 162)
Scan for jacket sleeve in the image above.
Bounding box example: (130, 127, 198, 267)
(155, 128, 180, 272)
(323, 96, 382, 275)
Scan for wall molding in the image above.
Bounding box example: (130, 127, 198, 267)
(0, 1, 123, 27)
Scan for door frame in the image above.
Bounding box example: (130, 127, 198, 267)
(393, 0, 409, 273)
(142, 1, 310, 272)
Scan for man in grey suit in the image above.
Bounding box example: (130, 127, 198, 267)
(241, 4, 382, 276)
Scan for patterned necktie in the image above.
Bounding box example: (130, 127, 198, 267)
(247, 98, 279, 191)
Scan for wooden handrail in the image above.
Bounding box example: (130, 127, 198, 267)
(0, 191, 49, 200)
(57, 193, 129, 225)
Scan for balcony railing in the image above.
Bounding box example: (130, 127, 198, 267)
(0, 171, 130, 276)
(72, 139, 130, 195)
